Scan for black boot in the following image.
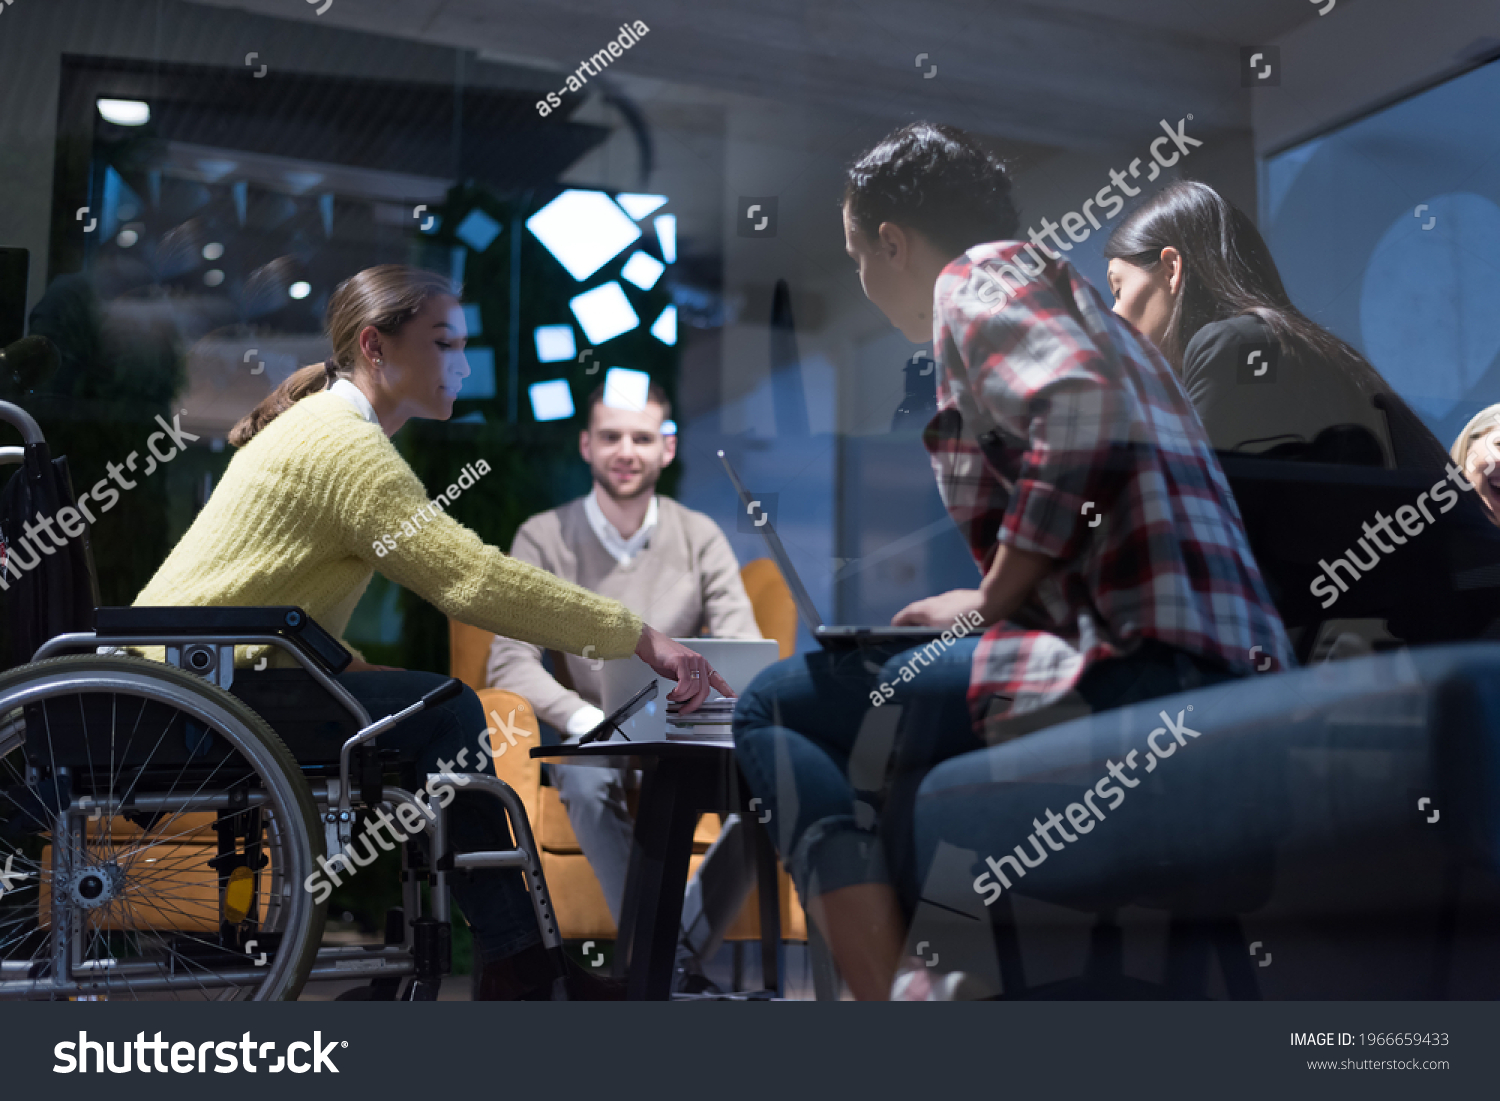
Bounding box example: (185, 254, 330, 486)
(474, 944, 628, 1001)
(474, 943, 561, 1001)
(560, 953, 628, 1001)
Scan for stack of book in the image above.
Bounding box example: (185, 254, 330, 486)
(664, 697, 737, 740)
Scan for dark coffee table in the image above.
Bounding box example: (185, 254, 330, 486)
(532, 738, 784, 1000)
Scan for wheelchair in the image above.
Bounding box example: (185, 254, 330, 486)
(0, 399, 561, 1000)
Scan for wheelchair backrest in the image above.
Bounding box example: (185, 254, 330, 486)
(0, 403, 100, 670)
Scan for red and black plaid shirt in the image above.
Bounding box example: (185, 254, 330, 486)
(924, 242, 1294, 741)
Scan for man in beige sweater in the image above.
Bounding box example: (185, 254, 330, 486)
(487, 380, 761, 991)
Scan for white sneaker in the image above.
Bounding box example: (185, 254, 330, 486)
(890, 958, 992, 1001)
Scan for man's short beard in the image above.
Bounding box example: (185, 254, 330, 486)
(594, 466, 660, 503)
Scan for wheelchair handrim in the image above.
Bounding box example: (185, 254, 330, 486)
(0, 656, 325, 1001)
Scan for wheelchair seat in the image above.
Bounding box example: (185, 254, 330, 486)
(229, 667, 361, 764)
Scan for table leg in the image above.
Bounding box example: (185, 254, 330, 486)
(752, 816, 783, 996)
(614, 784, 642, 980)
(624, 758, 701, 1000)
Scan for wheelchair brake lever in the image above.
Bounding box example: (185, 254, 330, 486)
(419, 678, 464, 710)
(337, 677, 465, 815)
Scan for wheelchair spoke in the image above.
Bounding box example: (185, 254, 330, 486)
(108, 776, 251, 864)
(88, 913, 144, 1004)
(110, 694, 187, 824)
(104, 693, 119, 863)
(38, 696, 62, 841)
(105, 693, 151, 826)
(0, 911, 44, 956)
(0, 656, 325, 1001)
(77, 695, 104, 863)
(0, 785, 53, 838)
(107, 794, 248, 864)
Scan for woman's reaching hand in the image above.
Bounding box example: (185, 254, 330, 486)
(633, 625, 735, 712)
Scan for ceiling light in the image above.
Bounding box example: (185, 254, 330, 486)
(202, 242, 224, 261)
(603, 367, 651, 411)
(533, 325, 577, 363)
(653, 214, 677, 263)
(621, 251, 665, 290)
(116, 229, 138, 248)
(456, 209, 503, 252)
(616, 193, 668, 219)
(204, 270, 225, 287)
(568, 282, 639, 344)
(289, 281, 311, 300)
(529, 379, 576, 421)
(527, 190, 641, 281)
(650, 304, 678, 345)
(97, 99, 150, 126)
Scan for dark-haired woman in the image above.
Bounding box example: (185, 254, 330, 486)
(132, 265, 731, 999)
(731, 124, 1292, 999)
(1103, 179, 1449, 469)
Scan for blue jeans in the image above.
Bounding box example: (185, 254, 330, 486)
(731, 639, 983, 907)
(732, 637, 1238, 909)
(336, 671, 540, 963)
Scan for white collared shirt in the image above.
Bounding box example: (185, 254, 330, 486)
(330, 377, 379, 426)
(583, 486, 658, 565)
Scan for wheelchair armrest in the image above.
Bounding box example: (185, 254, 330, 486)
(95, 606, 352, 675)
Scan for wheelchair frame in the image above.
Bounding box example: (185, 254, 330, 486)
(0, 400, 562, 1001)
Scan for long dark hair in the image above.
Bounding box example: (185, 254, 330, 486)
(1103, 181, 1454, 471)
(1103, 181, 1387, 391)
(843, 122, 1019, 258)
(228, 265, 456, 447)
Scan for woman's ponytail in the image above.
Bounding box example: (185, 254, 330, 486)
(227, 362, 335, 448)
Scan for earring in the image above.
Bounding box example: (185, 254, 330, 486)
(374, 357, 383, 366)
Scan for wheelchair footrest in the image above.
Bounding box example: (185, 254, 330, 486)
(439, 850, 530, 871)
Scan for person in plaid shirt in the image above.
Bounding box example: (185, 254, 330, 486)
(732, 122, 1292, 1000)
(919, 236, 1294, 744)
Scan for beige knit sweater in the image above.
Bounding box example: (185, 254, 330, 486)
(485, 495, 760, 731)
(133, 390, 644, 668)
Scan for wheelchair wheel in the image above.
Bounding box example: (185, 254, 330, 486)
(0, 654, 326, 1000)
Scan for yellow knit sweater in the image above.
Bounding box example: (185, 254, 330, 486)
(133, 390, 644, 669)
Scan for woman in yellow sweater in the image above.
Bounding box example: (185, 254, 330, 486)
(134, 264, 730, 999)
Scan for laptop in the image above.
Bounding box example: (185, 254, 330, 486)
(718, 450, 944, 651)
(597, 637, 781, 742)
